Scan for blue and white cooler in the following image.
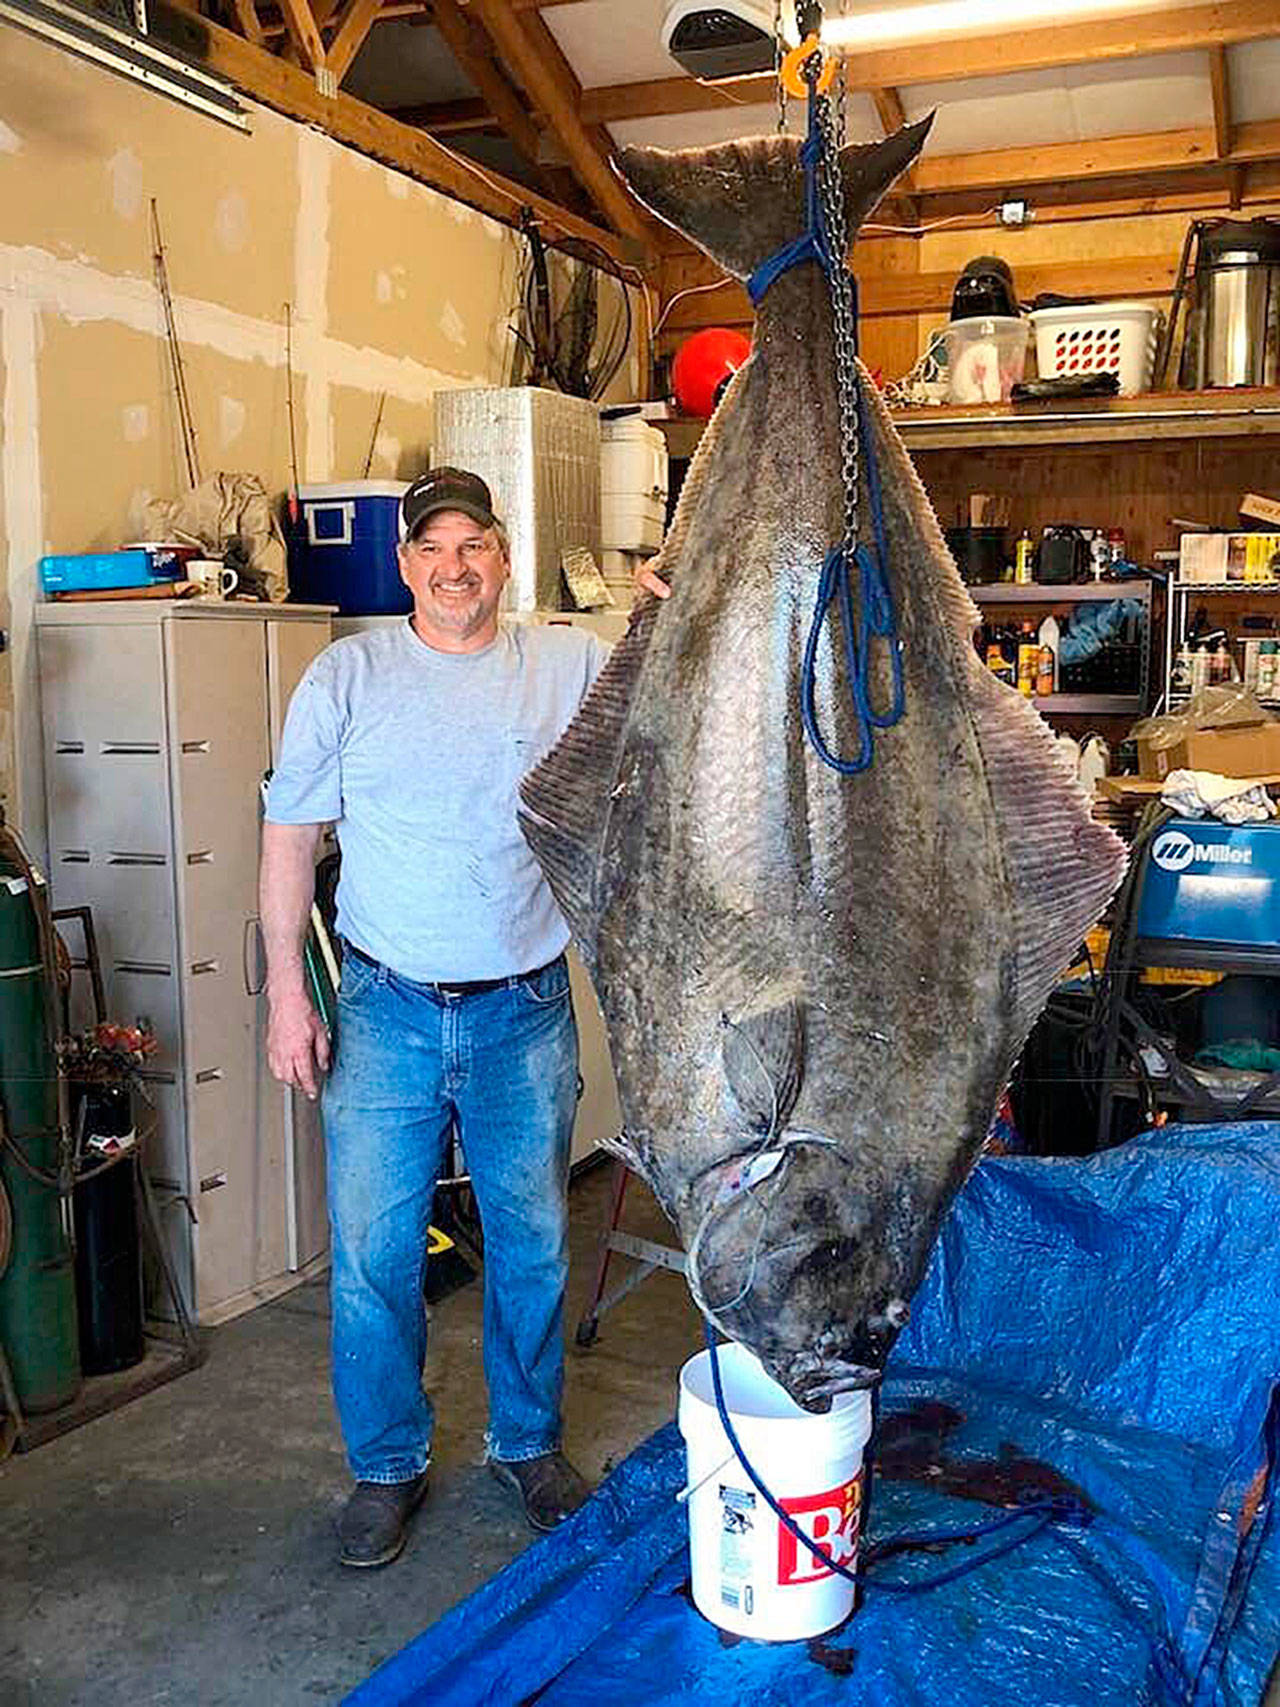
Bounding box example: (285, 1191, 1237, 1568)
(286, 480, 409, 615)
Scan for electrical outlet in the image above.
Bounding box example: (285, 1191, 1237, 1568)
(998, 200, 1031, 227)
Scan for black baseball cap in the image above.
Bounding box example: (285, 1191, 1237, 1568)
(401, 467, 496, 539)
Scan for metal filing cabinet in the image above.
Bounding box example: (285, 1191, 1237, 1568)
(36, 601, 333, 1324)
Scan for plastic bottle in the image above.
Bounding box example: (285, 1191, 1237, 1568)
(1014, 530, 1035, 585)
(1036, 614, 1059, 696)
(1017, 621, 1038, 696)
(1171, 644, 1196, 696)
(1211, 636, 1232, 685)
(1190, 645, 1211, 696)
(1258, 640, 1278, 700)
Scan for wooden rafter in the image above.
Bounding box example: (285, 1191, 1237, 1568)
(275, 0, 326, 70)
(227, 0, 266, 47)
(151, 0, 644, 266)
(579, 1, 1280, 125)
(1209, 44, 1232, 161)
(326, 0, 382, 84)
(465, 0, 650, 240)
(429, 0, 548, 179)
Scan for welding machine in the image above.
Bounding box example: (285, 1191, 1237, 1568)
(1094, 814, 1280, 1147)
(1133, 818, 1280, 970)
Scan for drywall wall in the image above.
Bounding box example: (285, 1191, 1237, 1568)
(0, 21, 641, 856)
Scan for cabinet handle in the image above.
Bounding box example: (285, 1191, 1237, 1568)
(60, 850, 90, 865)
(244, 916, 266, 996)
(108, 852, 166, 867)
(186, 851, 213, 866)
(115, 960, 170, 977)
(181, 740, 211, 754)
(100, 742, 161, 756)
(190, 958, 219, 976)
(55, 741, 85, 756)
(199, 1172, 227, 1194)
(195, 1067, 224, 1084)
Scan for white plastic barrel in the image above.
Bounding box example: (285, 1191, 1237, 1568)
(678, 1342, 873, 1642)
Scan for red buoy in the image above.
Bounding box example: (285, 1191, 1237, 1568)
(672, 327, 753, 420)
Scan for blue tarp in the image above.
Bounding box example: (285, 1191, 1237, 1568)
(348, 1123, 1280, 1707)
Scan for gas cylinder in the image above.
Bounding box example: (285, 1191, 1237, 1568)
(0, 820, 80, 1414)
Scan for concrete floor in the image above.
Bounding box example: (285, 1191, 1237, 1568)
(1, 1162, 702, 1707)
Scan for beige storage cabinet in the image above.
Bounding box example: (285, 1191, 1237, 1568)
(37, 601, 333, 1324)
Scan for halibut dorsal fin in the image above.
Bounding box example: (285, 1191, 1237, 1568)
(851, 372, 1128, 1032)
(517, 353, 742, 970)
(517, 601, 659, 973)
(977, 676, 1127, 1042)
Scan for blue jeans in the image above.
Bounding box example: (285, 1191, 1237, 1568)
(322, 948, 579, 1484)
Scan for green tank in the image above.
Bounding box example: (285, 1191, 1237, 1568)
(0, 829, 80, 1414)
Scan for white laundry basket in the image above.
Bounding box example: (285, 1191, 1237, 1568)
(1029, 302, 1162, 396)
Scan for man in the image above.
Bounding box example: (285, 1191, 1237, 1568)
(261, 467, 666, 1569)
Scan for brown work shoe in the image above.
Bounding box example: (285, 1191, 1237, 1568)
(489, 1451, 591, 1533)
(338, 1469, 430, 1568)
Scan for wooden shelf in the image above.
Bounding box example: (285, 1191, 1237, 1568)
(893, 388, 1280, 450)
(971, 579, 1151, 603)
(1032, 693, 1143, 714)
(658, 391, 1280, 460)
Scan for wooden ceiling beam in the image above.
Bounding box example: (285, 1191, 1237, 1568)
(465, 0, 650, 241)
(580, 1, 1280, 124)
(325, 0, 383, 83)
(386, 97, 497, 134)
(657, 256, 1181, 343)
(429, 0, 548, 177)
(1209, 44, 1232, 161)
(151, 0, 644, 267)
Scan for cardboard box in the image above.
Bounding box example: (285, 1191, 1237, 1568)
(1179, 532, 1280, 583)
(1137, 719, 1280, 781)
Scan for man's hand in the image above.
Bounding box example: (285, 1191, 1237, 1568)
(635, 562, 671, 600)
(267, 985, 331, 1099)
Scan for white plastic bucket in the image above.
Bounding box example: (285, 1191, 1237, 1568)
(678, 1342, 873, 1642)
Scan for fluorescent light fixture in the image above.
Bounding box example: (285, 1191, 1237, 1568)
(0, 0, 251, 131)
(822, 0, 1178, 49)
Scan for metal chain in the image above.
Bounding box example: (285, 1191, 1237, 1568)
(835, 0, 848, 145)
(815, 87, 861, 556)
(774, 0, 788, 134)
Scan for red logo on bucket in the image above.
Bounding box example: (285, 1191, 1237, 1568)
(776, 1474, 863, 1587)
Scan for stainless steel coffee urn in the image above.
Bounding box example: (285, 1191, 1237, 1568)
(1180, 219, 1280, 389)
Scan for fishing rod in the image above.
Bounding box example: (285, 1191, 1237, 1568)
(151, 199, 201, 490)
(362, 391, 386, 479)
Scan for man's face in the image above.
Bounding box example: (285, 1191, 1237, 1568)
(399, 509, 510, 651)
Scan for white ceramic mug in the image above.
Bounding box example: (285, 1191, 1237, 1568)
(189, 560, 239, 599)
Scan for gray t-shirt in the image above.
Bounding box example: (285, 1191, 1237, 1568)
(266, 618, 608, 982)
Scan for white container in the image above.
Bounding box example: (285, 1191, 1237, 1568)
(678, 1342, 873, 1642)
(943, 316, 1030, 403)
(1029, 301, 1162, 396)
(601, 415, 668, 553)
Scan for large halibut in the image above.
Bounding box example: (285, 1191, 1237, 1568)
(519, 125, 1126, 1407)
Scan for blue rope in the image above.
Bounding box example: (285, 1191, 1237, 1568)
(702, 1324, 1089, 1599)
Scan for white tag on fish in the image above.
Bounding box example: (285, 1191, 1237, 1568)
(713, 1148, 784, 1205)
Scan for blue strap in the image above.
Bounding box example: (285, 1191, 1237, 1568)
(746, 114, 829, 306)
(702, 1324, 1089, 1598)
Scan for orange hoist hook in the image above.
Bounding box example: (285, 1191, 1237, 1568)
(779, 31, 835, 100)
